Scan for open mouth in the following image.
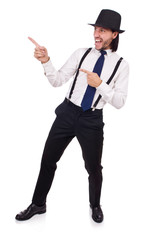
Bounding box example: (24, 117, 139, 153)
(95, 39, 102, 43)
(95, 39, 103, 48)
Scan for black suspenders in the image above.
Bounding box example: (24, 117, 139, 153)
(68, 48, 123, 109)
(68, 48, 92, 100)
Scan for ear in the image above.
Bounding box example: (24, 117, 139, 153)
(112, 32, 119, 39)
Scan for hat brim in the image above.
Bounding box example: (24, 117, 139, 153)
(88, 23, 125, 33)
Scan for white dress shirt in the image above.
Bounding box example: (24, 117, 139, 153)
(42, 48, 129, 109)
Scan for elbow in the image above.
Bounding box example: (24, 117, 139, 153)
(114, 103, 125, 109)
(48, 80, 62, 88)
(112, 95, 127, 109)
(47, 76, 63, 87)
(46, 71, 64, 87)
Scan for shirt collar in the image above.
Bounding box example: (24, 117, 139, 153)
(93, 48, 113, 57)
(106, 49, 113, 56)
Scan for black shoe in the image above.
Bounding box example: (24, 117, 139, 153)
(90, 205, 104, 223)
(15, 203, 46, 221)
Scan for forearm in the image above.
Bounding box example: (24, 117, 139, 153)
(42, 59, 68, 87)
(97, 82, 127, 109)
(42, 49, 80, 88)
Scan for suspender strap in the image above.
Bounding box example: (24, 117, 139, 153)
(93, 57, 123, 109)
(68, 48, 92, 100)
(107, 57, 123, 84)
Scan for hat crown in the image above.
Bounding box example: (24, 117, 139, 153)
(89, 9, 124, 33)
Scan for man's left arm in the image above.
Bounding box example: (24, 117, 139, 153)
(80, 61, 129, 109)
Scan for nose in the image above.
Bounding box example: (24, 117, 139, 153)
(94, 28, 100, 38)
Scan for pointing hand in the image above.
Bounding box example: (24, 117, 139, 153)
(28, 37, 50, 64)
(80, 69, 102, 87)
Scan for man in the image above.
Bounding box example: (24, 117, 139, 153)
(15, 9, 129, 223)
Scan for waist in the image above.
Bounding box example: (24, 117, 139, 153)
(64, 98, 103, 113)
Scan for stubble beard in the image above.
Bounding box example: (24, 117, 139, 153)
(101, 38, 113, 50)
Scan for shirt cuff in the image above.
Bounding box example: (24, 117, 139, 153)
(42, 59, 56, 75)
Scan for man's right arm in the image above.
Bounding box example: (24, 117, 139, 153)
(28, 37, 80, 88)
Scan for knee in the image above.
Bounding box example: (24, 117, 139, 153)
(85, 163, 103, 176)
(41, 157, 57, 172)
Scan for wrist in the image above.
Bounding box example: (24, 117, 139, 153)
(97, 79, 102, 87)
(41, 57, 50, 64)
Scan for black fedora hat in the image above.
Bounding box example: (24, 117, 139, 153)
(89, 9, 125, 33)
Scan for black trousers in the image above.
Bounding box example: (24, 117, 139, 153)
(32, 99, 104, 207)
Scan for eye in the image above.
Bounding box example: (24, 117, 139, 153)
(100, 29, 105, 33)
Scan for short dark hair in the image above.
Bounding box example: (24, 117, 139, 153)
(110, 32, 119, 52)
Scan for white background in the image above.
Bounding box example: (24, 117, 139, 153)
(0, 0, 159, 239)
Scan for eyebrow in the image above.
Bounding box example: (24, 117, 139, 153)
(94, 27, 109, 31)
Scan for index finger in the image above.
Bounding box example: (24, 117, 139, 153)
(79, 69, 92, 74)
(28, 36, 41, 47)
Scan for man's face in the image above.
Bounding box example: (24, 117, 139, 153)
(94, 26, 118, 50)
